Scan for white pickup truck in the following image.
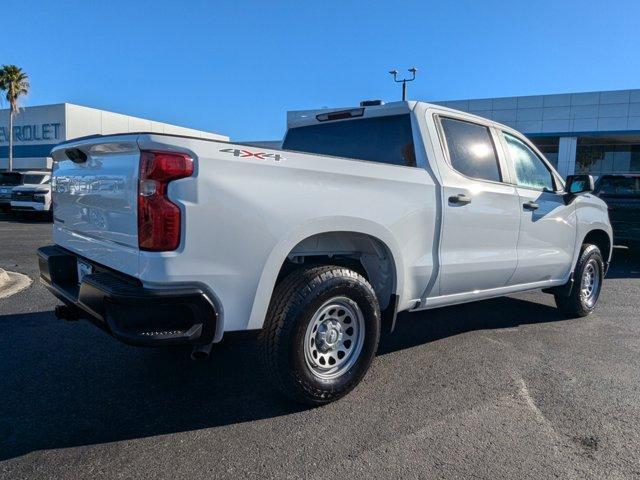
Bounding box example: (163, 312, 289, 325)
(10, 170, 52, 216)
(39, 100, 612, 404)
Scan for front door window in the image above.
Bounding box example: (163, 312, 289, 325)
(504, 133, 554, 191)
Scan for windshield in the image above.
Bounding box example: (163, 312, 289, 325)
(0, 172, 22, 186)
(22, 174, 49, 185)
(596, 176, 640, 197)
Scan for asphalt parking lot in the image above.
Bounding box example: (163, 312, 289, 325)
(0, 214, 639, 479)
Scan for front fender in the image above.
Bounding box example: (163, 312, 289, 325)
(572, 195, 613, 270)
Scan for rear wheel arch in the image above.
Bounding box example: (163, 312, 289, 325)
(247, 220, 405, 331)
(277, 231, 399, 312)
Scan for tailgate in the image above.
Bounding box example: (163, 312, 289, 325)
(50, 136, 141, 275)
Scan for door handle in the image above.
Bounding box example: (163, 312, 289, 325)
(523, 201, 539, 210)
(449, 193, 472, 205)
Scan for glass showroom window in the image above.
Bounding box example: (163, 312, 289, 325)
(576, 136, 640, 175)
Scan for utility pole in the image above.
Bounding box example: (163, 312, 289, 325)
(389, 67, 417, 101)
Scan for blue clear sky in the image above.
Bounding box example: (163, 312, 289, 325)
(2, 0, 639, 140)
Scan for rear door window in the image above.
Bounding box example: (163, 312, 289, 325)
(282, 114, 416, 167)
(439, 117, 502, 182)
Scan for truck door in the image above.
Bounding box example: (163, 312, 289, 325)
(499, 131, 576, 285)
(435, 116, 520, 296)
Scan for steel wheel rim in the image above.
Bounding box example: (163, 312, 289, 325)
(580, 259, 600, 308)
(303, 296, 365, 380)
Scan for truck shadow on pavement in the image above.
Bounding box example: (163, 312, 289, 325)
(0, 294, 576, 461)
(0, 212, 51, 224)
(379, 295, 564, 355)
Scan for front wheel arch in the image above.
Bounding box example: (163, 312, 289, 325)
(582, 229, 611, 270)
(554, 243, 604, 317)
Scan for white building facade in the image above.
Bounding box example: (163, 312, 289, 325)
(0, 103, 228, 171)
(434, 88, 640, 178)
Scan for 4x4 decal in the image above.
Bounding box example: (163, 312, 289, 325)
(219, 148, 283, 162)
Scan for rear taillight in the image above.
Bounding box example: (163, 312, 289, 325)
(138, 150, 193, 251)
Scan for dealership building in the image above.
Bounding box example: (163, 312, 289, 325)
(0, 103, 228, 171)
(434, 88, 640, 178)
(6, 89, 638, 178)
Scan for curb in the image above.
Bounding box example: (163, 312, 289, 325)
(0, 268, 33, 299)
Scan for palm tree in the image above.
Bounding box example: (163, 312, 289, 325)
(0, 65, 29, 171)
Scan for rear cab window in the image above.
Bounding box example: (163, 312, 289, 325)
(282, 114, 416, 167)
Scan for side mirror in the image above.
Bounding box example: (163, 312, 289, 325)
(565, 174, 594, 195)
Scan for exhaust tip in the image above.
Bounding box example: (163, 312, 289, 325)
(191, 343, 214, 360)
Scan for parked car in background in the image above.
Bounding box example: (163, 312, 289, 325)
(594, 174, 640, 249)
(39, 101, 612, 404)
(0, 171, 23, 211)
(11, 171, 52, 217)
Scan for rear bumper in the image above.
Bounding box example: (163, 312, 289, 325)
(37, 245, 218, 347)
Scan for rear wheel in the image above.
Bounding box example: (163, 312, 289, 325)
(259, 265, 381, 405)
(555, 244, 604, 317)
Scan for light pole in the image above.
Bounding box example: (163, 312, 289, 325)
(389, 67, 417, 101)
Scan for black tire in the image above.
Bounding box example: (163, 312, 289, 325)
(555, 244, 604, 318)
(259, 265, 381, 405)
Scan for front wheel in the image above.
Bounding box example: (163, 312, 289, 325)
(555, 244, 604, 318)
(259, 265, 381, 405)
